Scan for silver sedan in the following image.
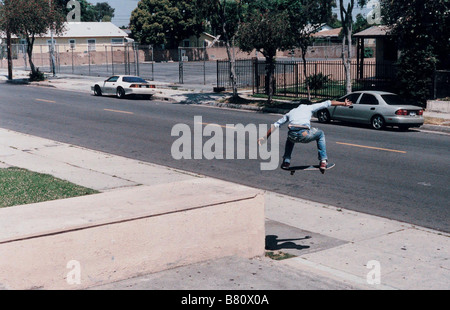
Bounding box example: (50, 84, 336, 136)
(316, 91, 424, 130)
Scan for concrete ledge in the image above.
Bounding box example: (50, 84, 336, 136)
(0, 178, 265, 289)
(427, 100, 450, 113)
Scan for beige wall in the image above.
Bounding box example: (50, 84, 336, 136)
(33, 37, 128, 53)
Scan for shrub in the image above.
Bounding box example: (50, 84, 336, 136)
(306, 73, 330, 90)
(29, 68, 45, 82)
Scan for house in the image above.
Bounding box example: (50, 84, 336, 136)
(353, 25, 398, 90)
(181, 33, 220, 48)
(312, 27, 342, 44)
(1, 22, 130, 53)
(353, 25, 397, 66)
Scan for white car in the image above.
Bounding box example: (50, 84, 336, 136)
(92, 75, 156, 99)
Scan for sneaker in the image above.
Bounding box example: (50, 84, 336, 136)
(319, 160, 327, 174)
(281, 160, 290, 169)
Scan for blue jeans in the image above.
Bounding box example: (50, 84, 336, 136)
(283, 128, 327, 163)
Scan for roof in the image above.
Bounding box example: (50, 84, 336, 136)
(312, 27, 342, 38)
(353, 25, 391, 38)
(54, 22, 128, 38)
(1, 22, 128, 39)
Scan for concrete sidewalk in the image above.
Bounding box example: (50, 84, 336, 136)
(0, 128, 448, 290)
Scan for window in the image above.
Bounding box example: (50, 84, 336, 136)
(69, 39, 76, 49)
(359, 94, 379, 105)
(111, 38, 124, 45)
(87, 39, 96, 51)
(47, 39, 57, 52)
(381, 94, 407, 105)
(47, 39, 56, 47)
(339, 93, 361, 104)
(183, 39, 190, 48)
(122, 76, 147, 83)
(19, 39, 27, 53)
(106, 76, 119, 83)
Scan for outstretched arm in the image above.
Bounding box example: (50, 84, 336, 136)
(331, 98, 352, 106)
(258, 125, 277, 146)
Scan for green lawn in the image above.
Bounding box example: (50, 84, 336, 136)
(0, 167, 98, 208)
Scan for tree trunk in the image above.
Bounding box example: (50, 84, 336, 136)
(301, 47, 311, 101)
(221, 2, 239, 101)
(26, 36, 36, 75)
(340, 0, 354, 95)
(265, 55, 275, 105)
(342, 35, 352, 95)
(6, 30, 13, 80)
(345, 29, 352, 94)
(224, 35, 238, 100)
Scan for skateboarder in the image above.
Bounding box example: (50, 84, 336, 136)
(258, 98, 352, 173)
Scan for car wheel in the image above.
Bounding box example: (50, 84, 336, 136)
(94, 85, 102, 96)
(317, 109, 331, 123)
(116, 87, 126, 99)
(371, 115, 385, 130)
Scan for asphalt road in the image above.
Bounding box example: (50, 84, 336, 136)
(0, 82, 449, 232)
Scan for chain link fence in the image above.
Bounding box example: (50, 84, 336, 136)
(0, 44, 218, 86)
(0, 43, 156, 80)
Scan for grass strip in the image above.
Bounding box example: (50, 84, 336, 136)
(0, 167, 98, 208)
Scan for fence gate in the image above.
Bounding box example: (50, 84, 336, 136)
(178, 47, 216, 85)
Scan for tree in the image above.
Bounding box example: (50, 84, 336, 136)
(0, 0, 13, 79)
(130, 0, 205, 49)
(381, 0, 450, 104)
(237, 4, 291, 104)
(338, 0, 368, 94)
(283, 0, 334, 101)
(202, 0, 247, 101)
(57, 0, 111, 22)
(2, 0, 65, 78)
(93, 2, 115, 22)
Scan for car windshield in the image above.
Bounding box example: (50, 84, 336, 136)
(381, 94, 408, 105)
(122, 77, 148, 83)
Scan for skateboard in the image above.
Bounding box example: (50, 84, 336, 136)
(282, 163, 335, 175)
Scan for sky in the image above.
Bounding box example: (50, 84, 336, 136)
(89, 0, 374, 28)
(89, 0, 140, 27)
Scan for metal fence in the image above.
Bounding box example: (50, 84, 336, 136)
(217, 58, 398, 100)
(0, 44, 220, 86)
(0, 43, 153, 78)
(216, 59, 254, 90)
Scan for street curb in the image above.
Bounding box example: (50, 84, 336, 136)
(5, 79, 30, 85)
(420, 124, 450, 133)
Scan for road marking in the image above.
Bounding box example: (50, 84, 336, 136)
(104, 109, 134, 115)
(336, 142, 406, 154)
(35, 99, 56, 103)
(197, 122, 236, 130)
